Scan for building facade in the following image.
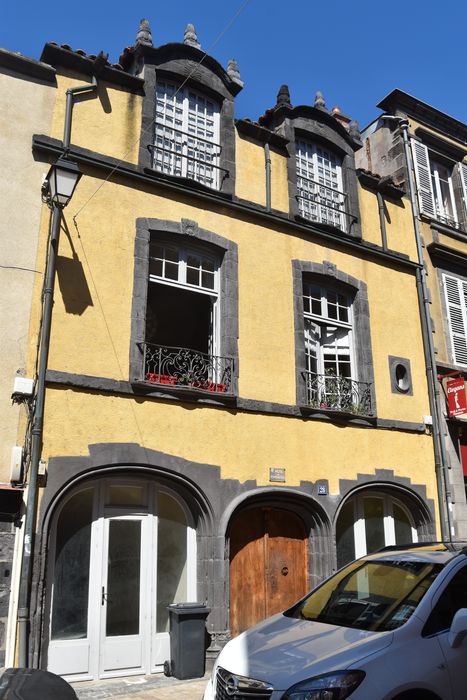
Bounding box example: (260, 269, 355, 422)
(0, 49, 56, 666)
(359, 90, 467, 539)
(4, 22, 446, 679)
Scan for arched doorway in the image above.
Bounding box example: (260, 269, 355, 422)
(336, 489, 418, 569)
(46, 476, 196, 681)
(229, 506, 308, 637)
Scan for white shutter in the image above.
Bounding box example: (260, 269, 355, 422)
(411, 139, 436, 217)
(443, 274, 467, 366)
(459, 161, 467, 227)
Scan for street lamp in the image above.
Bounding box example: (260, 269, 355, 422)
(17, 155, 81, 667)
(45, 157, 82, 207)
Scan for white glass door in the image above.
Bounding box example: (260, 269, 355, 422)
(99, 513, 149, 676)
(47, 479, 196, 681)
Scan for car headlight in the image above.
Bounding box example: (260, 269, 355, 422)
(283, 670, 365, 700)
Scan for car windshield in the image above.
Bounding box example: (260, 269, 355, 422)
(287, 558, 444, 631)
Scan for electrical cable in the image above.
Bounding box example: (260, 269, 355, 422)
(66, 2, 253, 459)
(72, 0, 252, 223)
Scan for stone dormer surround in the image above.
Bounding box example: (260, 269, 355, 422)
(259, 94, 363, 238)
(133, 41, 243, 197)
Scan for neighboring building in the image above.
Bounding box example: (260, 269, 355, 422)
(10, 21, 440, 679)
(359, 90, 467, 539)
(0, 48, 56, 665)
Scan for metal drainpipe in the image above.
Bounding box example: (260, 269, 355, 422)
(382, 115, 452, 541)
(16, 69, 100, 668)
(63, 76, 97, 148)
(264, 141, 272, 212)
(376, 190, 388, 251)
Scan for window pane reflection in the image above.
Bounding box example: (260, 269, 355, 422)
(156, 493, 187, 633)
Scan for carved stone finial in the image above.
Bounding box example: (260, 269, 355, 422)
(314, 90, 327, 111)
(136, 18, 153, 47)
(276, 85, 291, 107)
(227, 58, 242, 83)
(184, 23, 201, 49)
(349, 120, 361, 141)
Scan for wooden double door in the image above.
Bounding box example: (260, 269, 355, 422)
(229, 506, 308, 637)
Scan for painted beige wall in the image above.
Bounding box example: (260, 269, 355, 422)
(0, 64, 55, 484)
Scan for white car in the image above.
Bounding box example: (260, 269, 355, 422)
(204, 543, 467, 699)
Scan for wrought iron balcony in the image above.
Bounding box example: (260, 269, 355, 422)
(142, 342, 235, 395)
(433, 210, 465, 232)
(302, 371, 373, 416)
(296, 175, 350, 232)
(148, 124, 227, 190)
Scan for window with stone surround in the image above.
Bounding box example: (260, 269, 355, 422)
(293, 261, 375, 415)
(130, 219, 239, 398)
(152, 81, 221, 190)
(296, 140, 346, 231)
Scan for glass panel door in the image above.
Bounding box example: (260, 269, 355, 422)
(100, 514, 147, 676)
(106, 520, 141, 637)
(363, 497, 385, 554)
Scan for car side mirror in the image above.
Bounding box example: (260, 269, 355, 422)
(448, 608, 467, 648)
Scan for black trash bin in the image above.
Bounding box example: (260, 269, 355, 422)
(165, 602, 211, 680)
(0, 668, 78, 699)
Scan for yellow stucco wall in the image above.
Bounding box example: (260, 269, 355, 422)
(357, 186, 417, 259)
(50, 72, 142, 164)
(235, 133, 289, 212)
(28, 165, 429, 422)
(24, 69, 439, 525)
(41, 387, 438, 503)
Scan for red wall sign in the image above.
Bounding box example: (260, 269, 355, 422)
(446, 378, 467, 417)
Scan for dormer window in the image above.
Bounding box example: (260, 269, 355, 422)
(153, 80, 221, 189)
(296, 140, 346, 231)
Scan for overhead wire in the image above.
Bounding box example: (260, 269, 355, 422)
(72, 0, 252, 223)
(68, 0, 253, 458)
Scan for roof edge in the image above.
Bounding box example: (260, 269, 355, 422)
(0, 48, 56, 83)
(377, 89, 467, 145)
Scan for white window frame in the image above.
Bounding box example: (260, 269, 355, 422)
(351, 493, 417, 559)
(47, 478, 197, 681)
(153, 80, 221, 189)
(411, 139, 462, 228)
(443, 273, 467, 367)
(303, 282, 355, 380)
(296, 140, 346, 231)
(430, 158, 458, 226)
(148, 242, 220, 357)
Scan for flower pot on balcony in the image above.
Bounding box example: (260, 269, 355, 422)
(145, 373, 177, 385)
(189, 380, 227, 393)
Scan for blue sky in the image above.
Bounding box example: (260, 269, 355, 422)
(1, 0, 466, 129)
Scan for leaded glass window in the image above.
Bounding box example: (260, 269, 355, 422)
(153, 81, 221, 189)
(296, 140, 346, 230)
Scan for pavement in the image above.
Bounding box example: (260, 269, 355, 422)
(71, 672, 209, 700)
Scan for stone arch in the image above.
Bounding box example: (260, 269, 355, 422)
(221, 487, 332, 637)
(30, 444, 218, 669)
(334, 479, 435, 569)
